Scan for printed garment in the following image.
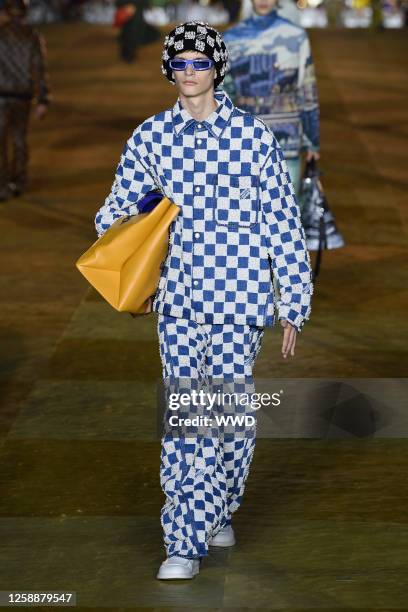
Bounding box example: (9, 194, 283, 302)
(222, 9, 320, 158)
(0, 18, 50, 104)
(158, 312, 264, 558)
(94, 90, 313, 332)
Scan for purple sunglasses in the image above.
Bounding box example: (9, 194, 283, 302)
(169, 58, 214, 71)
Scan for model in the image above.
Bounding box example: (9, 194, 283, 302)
(115, 0, 161, 63)
(222, 0, 320, 195)
(0, 0, 50, 201)
(94, 20, 313, 580)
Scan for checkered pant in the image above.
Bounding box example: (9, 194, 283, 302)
(157, 313, 264, 559)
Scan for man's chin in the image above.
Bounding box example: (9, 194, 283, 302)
(179, 84, 215, 98)
(255, 7, 274, 15)
(180, 87, 202, 97)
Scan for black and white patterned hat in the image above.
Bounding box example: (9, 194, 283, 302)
(162, 21, 229, 89)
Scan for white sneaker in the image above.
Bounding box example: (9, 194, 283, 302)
(156, 555, 200, 580)
(208, 525, 236, 547)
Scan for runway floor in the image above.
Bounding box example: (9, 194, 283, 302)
(0, 24, 407, 610)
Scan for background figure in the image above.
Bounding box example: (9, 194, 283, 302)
(325, 0, 344, 27)
(0, 0, 50, 201)
(60, 0, 87, 21)
(222, 0, 320, 196)
(221, 0, 242, 23)
(115, 0, 161, 63)
(402, 0, 408, 27)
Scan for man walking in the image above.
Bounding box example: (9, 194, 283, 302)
(222, 0, 320, 196)
(0, 0, 50, 201)
(94, 21, 313, 580)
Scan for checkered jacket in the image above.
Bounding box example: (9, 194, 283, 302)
(94, 90, 313, 332)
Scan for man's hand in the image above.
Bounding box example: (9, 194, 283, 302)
(129, 296, 154, 318)
(142, 296, 153, 315)
(306, 150, 320, 162)
(35, 104, 48, 119)
(280, 319, 297, 358)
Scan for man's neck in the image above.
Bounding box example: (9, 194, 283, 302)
(179, 89, 218, 122)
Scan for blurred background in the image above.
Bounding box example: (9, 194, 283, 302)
(25, 0, 408, 29)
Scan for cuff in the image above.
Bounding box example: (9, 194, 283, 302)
(277, 305, 308, 333)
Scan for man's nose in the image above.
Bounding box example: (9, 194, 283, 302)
(185, 62, 195, 76)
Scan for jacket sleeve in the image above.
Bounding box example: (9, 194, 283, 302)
(94, 135, 158, 238)
(260, 141, 314, 332)
(31, 31, 51, 105)
(297, 33, 320, 153)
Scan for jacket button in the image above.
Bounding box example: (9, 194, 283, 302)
(197, 123, 202, 129)
(195, 186, 201, 193)
(193, 279, 199, 286)
(197, 138, 202, 145)
(194, 232, 200, 238)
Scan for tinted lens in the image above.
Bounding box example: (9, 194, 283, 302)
(193, 59, 212, 70)
(169, 59, 187, 70)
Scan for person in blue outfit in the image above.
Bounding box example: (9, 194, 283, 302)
(94, 20, 313, 580)
(222, 0, 321, 196)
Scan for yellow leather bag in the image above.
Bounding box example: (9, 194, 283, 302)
(76, 196, 180, 315)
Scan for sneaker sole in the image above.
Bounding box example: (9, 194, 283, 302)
(208, 536, 236, 547)
(156, 563, 200, 580)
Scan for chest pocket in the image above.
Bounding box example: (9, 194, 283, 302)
(214, 174, 260, 228)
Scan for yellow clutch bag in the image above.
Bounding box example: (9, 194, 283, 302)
(76, 195, 180, 315)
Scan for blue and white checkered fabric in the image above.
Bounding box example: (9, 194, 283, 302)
(158, 313, 263, 559)
(94, 90, 313, 331)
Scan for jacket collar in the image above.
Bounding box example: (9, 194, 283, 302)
(172, 90, 234, 140)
